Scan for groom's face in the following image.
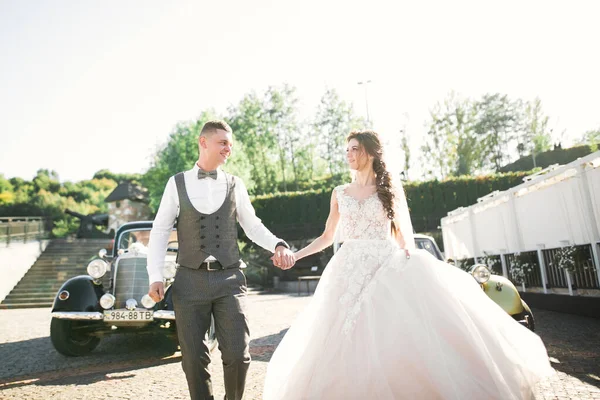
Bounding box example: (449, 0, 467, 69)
(199, 129, 233, 166)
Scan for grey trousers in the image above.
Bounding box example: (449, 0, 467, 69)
(172, 266, 250, 400)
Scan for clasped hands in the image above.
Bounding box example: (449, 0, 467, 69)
(271, 245, 296, 270)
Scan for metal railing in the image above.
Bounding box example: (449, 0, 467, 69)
(479, 254, 503, 275)
(457, 241, 600, 295)
(0, 217, 48, 244)
(541, 248, 569, 288)
(543, 245, 599, 290)
(505, 251, 545, 288)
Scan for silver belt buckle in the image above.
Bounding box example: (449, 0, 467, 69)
(206, 260, 217, 271)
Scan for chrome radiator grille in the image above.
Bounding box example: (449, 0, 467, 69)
(114, 255, 149, 308)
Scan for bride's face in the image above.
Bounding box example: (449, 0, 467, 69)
(346, 139, 371, 171)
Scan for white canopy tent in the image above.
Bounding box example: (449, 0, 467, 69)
(441, 151, 600, 291)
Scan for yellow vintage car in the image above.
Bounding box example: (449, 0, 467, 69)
(415, 234, 535, 331)
(469, 264, 535, 331)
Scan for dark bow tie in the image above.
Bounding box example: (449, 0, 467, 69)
(198, 169, 218, 180)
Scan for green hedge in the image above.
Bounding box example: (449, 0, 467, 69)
(405, 172, 530, 231)
(252, 189, 332, 227)
(251, 171, 531, 235)
(274, 173, 349, 193)
(499, 144, 597, 173)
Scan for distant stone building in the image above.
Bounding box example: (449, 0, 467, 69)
(104, 181, 152, 232)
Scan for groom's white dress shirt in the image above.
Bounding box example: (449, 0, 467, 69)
(147, 164, 282, 284)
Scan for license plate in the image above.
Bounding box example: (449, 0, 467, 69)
(103, 310, 153, 321)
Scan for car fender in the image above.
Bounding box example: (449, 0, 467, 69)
(51, 275, 104, 312)
(481, 275, 525, 316)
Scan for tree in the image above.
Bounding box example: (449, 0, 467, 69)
(291, 125, 319, 184)
(472, 94, 525, 172)
(228, 84, 319, 194)
(313, 89, 367, 177)
(0, 174, 13, 193)
(33, 169, 61, 192)
(142, 110, 255, 209)
(142, 111, 217, 210)
(453, 99, 479, 176)
(577, 127, 600, 151)
(400, 128, 411, 180)
(9, 177, 25, 190)
(421, 92, 479, 178)
(93, 169, 143, 183)
(59, 178, 117, 205)
(0, 170, 118, 236)
(0, 174, 14, 204)
(8, 177, 34, 204)
(228, 92, 280, 195)
(421, 104, 456, 179)
(520, 97, 552, 167)
(262, 85, 302, 192)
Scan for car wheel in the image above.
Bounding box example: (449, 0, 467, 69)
(50, 318, 101, 356)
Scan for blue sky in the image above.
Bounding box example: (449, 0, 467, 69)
(1, 0, 598, 182)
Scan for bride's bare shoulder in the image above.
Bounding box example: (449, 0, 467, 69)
(332, 183, 350, 199)
(333, 183, 350, 192)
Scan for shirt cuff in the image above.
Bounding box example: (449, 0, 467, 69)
(275, 240, 290, 250)
(148, 273, 164, 285)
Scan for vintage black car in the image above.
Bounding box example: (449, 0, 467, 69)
(50, 221, 216, 356)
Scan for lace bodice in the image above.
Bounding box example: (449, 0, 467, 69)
(335, 184, 392, 241)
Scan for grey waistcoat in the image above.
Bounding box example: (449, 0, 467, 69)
(174, 172, 240, 269)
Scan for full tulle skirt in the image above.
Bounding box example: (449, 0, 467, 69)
(263, 240, 554, 400)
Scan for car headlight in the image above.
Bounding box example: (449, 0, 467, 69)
(163, 261, 177, 279)
(472, 264, 491, 284)
(87, 259, 108, 279)
(100, 293, 115, 309)
(141, 294, 156, 309)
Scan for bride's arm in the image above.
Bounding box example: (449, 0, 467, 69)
(393, 220, 411, 258)
(294, 190, 340, 261)
(393, 222, 407, 248)
(392, 184, 413, 256)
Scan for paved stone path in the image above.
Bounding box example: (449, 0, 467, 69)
(0, 294, 598, 399)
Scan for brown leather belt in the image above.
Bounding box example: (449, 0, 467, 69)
(199, 260, 224, 270)
(198, 260, 242, 271)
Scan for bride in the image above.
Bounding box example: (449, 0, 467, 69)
(264, 130, 553, 399)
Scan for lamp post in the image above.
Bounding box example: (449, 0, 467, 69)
(357, 80, 372, 123)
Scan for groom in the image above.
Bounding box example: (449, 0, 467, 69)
(147, 120, 295, 400)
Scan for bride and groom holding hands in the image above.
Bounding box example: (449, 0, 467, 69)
(147, 120, 553, 400)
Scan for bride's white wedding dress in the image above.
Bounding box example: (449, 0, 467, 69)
(263, 184, 553, 400)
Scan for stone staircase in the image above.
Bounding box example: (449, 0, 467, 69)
(0, 239, 111, 309)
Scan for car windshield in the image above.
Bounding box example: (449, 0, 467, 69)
(118, 229, 178, 254)
(415, 238, 442, 260)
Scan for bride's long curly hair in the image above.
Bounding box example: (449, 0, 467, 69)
(346, 130, 397, 235)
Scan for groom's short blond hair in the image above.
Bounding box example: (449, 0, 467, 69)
(200, 120, 232, 137)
